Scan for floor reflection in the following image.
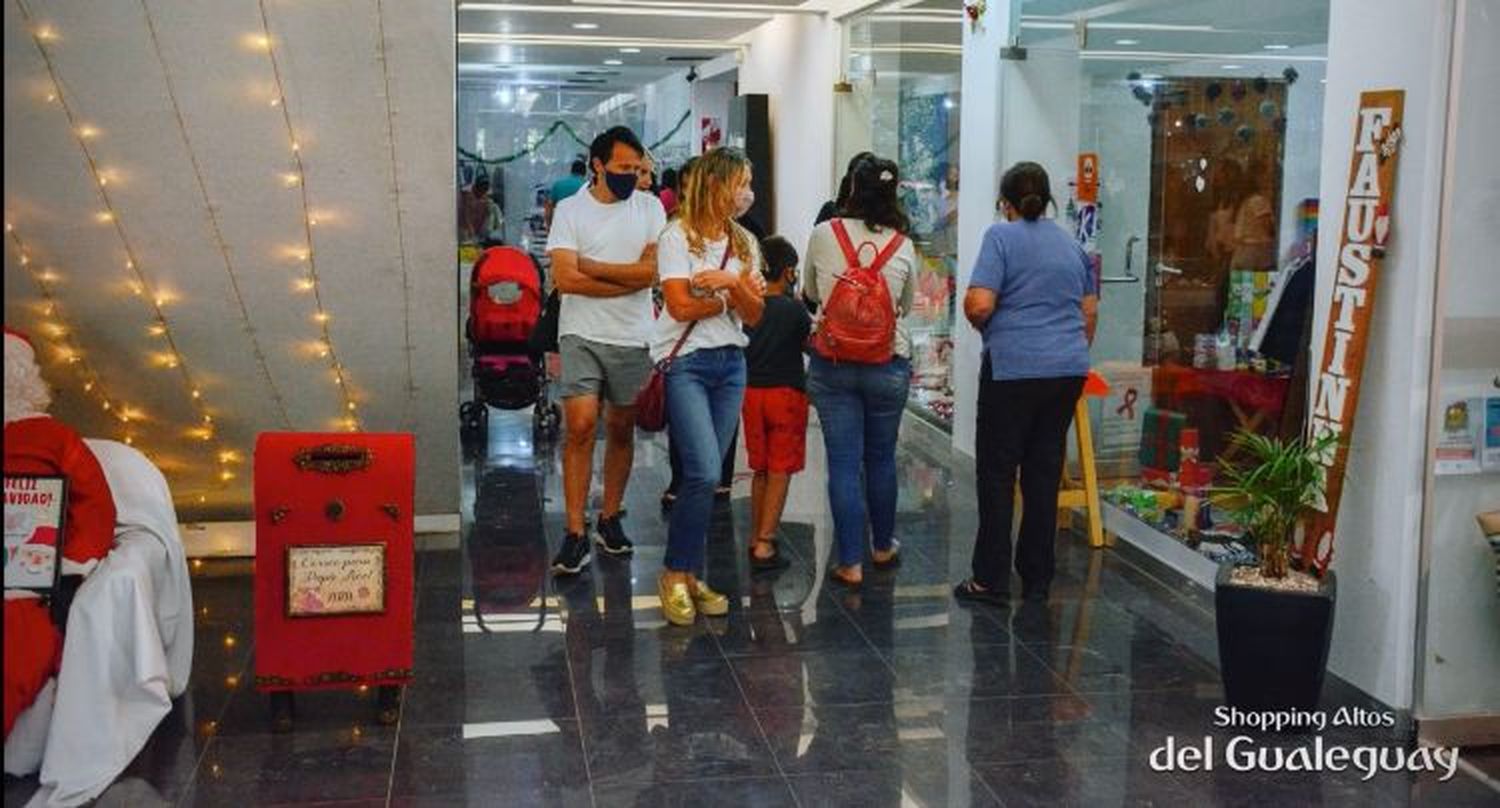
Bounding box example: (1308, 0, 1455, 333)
(5, 407, 1498, 807)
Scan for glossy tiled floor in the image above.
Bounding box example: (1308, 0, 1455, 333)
(6, 410, 1498, 807)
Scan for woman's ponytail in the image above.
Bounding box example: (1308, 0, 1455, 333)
(1000, 162, 1053, 222)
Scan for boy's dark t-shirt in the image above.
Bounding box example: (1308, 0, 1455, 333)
(745, 293, 812, 390)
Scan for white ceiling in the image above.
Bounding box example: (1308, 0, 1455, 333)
(3, 0, 458, 519)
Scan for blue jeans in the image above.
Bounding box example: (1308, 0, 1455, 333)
(807, 355, 909, 567)
(663, 346, 746, 573)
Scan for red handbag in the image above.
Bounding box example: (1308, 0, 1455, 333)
(635, 237, 733, 431)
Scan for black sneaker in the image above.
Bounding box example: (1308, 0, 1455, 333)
(593, 512, 634, 556)
(551, 533, 592, 575)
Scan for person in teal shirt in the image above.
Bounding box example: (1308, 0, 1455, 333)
(545, 159, 587, 228)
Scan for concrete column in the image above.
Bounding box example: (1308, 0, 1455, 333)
(952, 1, 1016, 456)
(1314, 0, 1457, 711)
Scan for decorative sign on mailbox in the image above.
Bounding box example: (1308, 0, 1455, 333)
(286, 543, 386, 617)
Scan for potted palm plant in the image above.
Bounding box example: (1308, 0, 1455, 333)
(1214, 430, 1339, 711)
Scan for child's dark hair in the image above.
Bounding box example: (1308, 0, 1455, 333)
(999, 161, 1052, 221)
(759, 236, 798, 283)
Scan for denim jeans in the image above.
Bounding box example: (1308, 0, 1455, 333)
(807, 354, 909, 567)
(663, 346, 746, 573)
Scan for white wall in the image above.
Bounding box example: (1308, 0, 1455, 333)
(1418, 0, 1500, 723)
(952, 1, 1017, 456)
(692, 77, 734, 155)
(740, 13, 840, 256)
(1313, 0, 1457, 711)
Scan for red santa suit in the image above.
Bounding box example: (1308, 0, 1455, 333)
(4, 329, 115, 738)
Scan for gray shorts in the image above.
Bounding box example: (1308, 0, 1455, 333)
(558, 335, 652, 407)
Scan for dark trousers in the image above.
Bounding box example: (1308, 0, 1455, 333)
(971, 364, 1085, 594)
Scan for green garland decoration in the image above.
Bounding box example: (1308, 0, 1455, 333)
(459, 109, 692, 166)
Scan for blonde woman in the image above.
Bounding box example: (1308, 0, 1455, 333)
(653, 147, 765, 625)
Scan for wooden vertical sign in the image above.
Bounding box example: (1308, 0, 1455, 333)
(1304, 89, 1405, 572)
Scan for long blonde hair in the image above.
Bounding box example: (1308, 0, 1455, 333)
(680, 147, 752, 265)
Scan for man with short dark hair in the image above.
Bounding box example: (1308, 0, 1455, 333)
(545, 127, 665, 574)
(545, 158, 588, 229)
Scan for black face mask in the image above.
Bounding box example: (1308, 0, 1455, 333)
(604, 171, 636, 201)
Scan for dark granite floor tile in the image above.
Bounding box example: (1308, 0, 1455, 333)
(582, 702, 779, 784)
(786, 768, 1003, 808)
(731, 647, 896, 708)
(888, 642, 1074, 701)
(592, 775, 798, 808)
(190, 727, 396, 805)
(757, 702, 909, 775)
(389, 722, 589, 800)
(975, 755, 1188, 807)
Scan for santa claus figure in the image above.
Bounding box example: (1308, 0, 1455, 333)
(4, 327, 115, 739)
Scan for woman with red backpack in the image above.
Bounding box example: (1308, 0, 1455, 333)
(803, 155, 917, 588)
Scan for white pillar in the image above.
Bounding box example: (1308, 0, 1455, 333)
(952, 1, 1016, 456)
(1314, 0, 1457, 711)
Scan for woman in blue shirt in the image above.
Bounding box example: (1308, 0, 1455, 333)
(955, 162, 1098, 607)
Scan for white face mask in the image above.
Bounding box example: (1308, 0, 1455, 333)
(734, 187, 755, 218)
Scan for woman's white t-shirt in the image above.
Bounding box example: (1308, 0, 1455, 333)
(803, 217, 918, 359)
(650, 221, 759, 362)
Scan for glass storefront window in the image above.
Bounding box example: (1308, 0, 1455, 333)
(839, 2, 962, 430)
(1003, 0, 1330, 566)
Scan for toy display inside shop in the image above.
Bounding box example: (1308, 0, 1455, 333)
(1099, 197, 1321, 567)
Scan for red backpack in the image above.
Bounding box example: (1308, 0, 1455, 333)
(810, 219, 903, 364)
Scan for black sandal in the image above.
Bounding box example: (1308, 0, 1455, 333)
(953, 578, 1009, 608)
(749, 539, 790, 572)
(871, 540, 902, 570)
(826, 566, 862, 589)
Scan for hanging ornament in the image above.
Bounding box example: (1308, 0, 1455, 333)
(1230, 80, 1247, 101)
(964, 0, 986, 32)
(1273, 116, 1288, 135)
(1205, 82, 1223, 102)
(1236, 124, 1255, 143)
(1147, 111, 1160, 128)
(1194, 113, 1211, 130)
(1283, 66, 1300, 85)
(1253, 76, 1270, 95)
(1259, 99, 1279, 119)
(1218, 107, 1237, 126)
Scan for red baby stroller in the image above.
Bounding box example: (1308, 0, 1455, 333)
(460, 245, 561, 447)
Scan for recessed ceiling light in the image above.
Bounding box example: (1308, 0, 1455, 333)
(1263, 43, 1290, 50)
(619, 47, 641, 53)
(1222, 64, 1243, 70)
(572, 22, 599, 29)
(1115, 38, 1140, 46)
(604, 59, 623, 65)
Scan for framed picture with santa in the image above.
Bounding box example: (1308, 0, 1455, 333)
(4, 474, 67, 592)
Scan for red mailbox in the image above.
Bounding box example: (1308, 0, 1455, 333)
(253, 433, 414, 729)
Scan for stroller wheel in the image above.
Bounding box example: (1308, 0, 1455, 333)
(460, 401, 488, 444)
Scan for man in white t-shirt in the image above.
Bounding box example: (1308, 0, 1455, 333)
(545, 126, 666, 575)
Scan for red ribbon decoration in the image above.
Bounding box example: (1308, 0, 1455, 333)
(1115, 387, 1138, 419)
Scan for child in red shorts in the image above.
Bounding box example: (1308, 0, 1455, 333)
(742, 237, 812, 570)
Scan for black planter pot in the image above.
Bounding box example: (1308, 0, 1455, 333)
(1215, 564, 1337, 711)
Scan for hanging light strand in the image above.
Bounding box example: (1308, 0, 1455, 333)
(18, 2, 239, 486)
(374, 0, 417, 430)
(256, 0, 362, 431)
(6, 225, 139, 448)
(137, 0, 293, 432)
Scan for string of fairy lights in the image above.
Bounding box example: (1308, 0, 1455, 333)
(138, 0, 294, 433)
(17, 1, 243, 497)
(373, 0, 418, 431)
(5, 224, 142, 448)
(254, 0, 364, 432)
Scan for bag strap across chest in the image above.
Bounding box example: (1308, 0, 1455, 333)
(830, 218, 905, 279)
